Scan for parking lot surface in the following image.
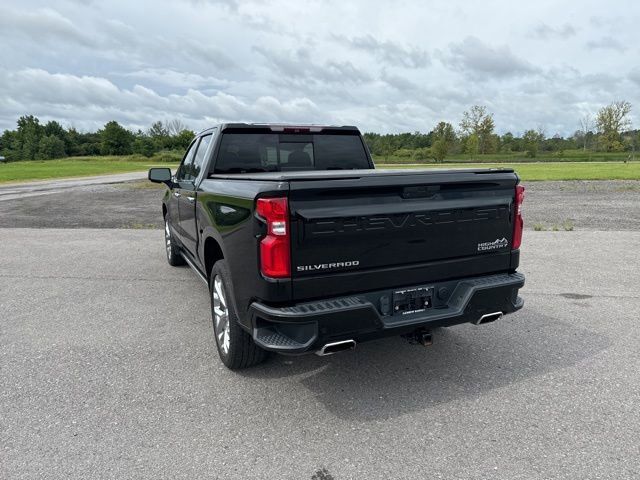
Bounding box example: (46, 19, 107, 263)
(0, 172, 148, 202)
(0, 179, 639, 231)
(1, 228, 639, 479)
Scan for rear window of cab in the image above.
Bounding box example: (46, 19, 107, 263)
(212, 132, 370, 173)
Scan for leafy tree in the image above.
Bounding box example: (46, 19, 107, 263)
(43, 120, 66, 140)
(0, 130, 20, 161)
(1, 117, 196, 160)
(464, 134, 479, 158)
(133, 135, 156, 157)
(363, 131, 433, 157)
(500, 132, 515, 152)
(523, 129, 544, 158)
(4, 111, 633, 163)
(431, 121, 456, 162)
(76, 131, 102, 156)
(37, 135, 66, 159)
(393, 148, 414, 158)
(149, 121, 169, 138)
(596, 101, 632, 152)
(411, 131, 431, 149)
(460, 106, 485, 134)
(411, 147, 432, 161)
(460, 105, 496, 154)
(169, 129, 195, 151)
(478, 117, 496, 154)
(486, 133, 499, 154)
(432, 140, 448, 162)
(15, 115, 44, 160)
(546, 133, 564, 153)
(148, 120, 170, 150)
(381, 142, 396, 160)
(99, 121, 133, 155)
(64, 127, 82, 156)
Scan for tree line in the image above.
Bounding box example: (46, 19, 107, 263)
(0, 116, 195, 162)
(0, 101, 637, 162)
(365, 101, 638, 161)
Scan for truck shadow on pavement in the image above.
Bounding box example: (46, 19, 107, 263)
(239, 310, 609, 421)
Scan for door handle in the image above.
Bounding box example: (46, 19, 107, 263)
(173, 191, 181, 198)
(187, 196, 196, 204)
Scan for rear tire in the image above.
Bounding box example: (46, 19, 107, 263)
(210, 260, 268, 369)
(165, 219, 185, 266)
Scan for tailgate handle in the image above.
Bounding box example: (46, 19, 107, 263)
(402, 185, 440, 199)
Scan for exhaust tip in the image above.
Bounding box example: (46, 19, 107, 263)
(474, 311, 503, 325)
(316, 339, 356, 356)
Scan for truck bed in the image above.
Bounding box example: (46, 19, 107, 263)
(208, 167, 515, 182)
(201, 167, 521, 303)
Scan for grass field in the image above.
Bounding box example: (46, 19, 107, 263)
(373, 149, 637, 164)
(0, 156, 178, 183)
(1, 156, 639, 183)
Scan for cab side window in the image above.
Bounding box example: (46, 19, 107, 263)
(176, 140, 198, 182)
(191, 134, 212, 180)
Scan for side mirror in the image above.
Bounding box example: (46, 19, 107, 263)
(148, 168, 173, 186)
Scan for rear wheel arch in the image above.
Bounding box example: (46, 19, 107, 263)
(204, 236, 224, 279)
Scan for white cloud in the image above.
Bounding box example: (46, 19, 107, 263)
(529, 23, 577, 40)
(0, 0, 639, 135)
(334, 34, 431, 69)
(120, 69, 231, 90)
(0, 6, 93, 46)
(442, 36, 540, 79)
(586, 36, 627, 52)
(380, 70, 418, 91)
(0, 68, 325, 132)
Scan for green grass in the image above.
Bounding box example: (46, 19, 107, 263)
(2, 155, 639, 184)
(0, 156, 179, 183)
(374, 149, 636, 164)
(376, 161, 640, 181)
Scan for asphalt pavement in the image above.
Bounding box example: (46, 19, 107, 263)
(1, 178, 639, 231)
(1, 228, 639, 479)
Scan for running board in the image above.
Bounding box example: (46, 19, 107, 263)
(180, 252, 208, 286)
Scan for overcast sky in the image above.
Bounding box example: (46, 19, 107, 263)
(1, 0, 638, 135)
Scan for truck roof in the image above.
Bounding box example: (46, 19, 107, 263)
(197, 123, 360, 136)
(222, 123, 359, 131)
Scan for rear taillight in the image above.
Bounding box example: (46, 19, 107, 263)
(256, 197, 290, 278)
(512, 185, 525, 250)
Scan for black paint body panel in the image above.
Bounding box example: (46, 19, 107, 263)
(159, 124, 524, 346)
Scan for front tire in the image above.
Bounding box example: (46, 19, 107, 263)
(164, 219, 185, 266)
(210, 260, 268, 369)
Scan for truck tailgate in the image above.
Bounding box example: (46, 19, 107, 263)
(288, 169, 519, 301)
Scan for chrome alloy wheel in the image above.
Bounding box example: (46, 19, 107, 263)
(165, 221, 172, 258)
(212, 275, 230, 355)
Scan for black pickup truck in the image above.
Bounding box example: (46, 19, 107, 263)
(149, 124, 525, 369)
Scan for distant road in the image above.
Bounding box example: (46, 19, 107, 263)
(0, 171, 149, 201)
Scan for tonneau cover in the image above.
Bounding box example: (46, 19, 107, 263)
(207, 168, 515, 182)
